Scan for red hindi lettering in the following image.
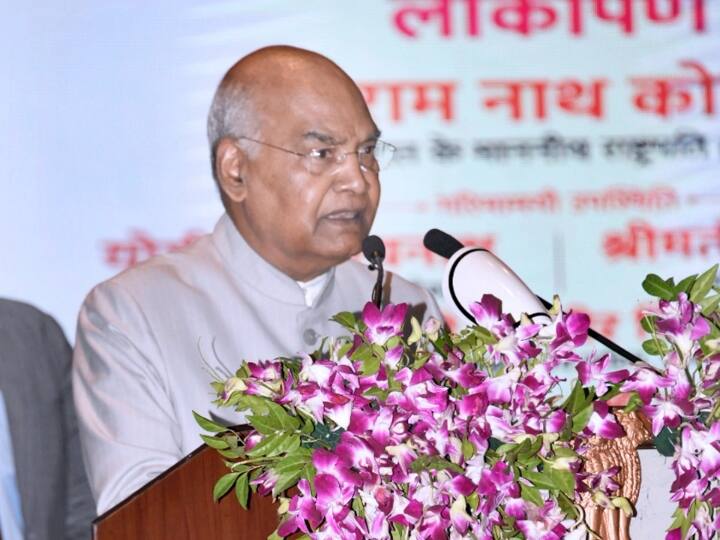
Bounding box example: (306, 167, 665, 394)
(645, 0, 681, 22)
(413, 82, 456, 120)
(680, 60, 716, 116)
(391, 0, 452, 37)
(556, 79, 608, 119)
(103, 231, 159, 269)
(629, 77, 692, 117)
(594, 0, 634, 34)
(491, 0, 558, 36)
(481, 80, 549, 120)
(603, 222, 657, 260)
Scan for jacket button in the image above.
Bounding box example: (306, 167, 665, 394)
(303, 328, 318, 346)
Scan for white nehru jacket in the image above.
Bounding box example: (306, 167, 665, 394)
(73, 213, 442, 513)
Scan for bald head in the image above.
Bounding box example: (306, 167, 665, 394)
(207, 46, 371, 189)
(206, 46, 382, 281)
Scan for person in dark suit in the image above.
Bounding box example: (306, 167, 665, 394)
(0, 299, 95, 540)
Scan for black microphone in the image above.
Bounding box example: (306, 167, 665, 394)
(423, 228, 464, 260)
(423, 228, 649, 367)
(362, 235, 385, 308)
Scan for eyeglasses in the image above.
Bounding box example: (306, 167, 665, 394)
(234, 136, 396, 175)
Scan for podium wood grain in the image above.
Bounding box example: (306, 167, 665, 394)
(93, 444, 280, 540)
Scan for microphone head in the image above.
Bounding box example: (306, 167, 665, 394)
(423, 228, 465, 260)
(362, 235, 385, 263)
(442, 247, 549, 326)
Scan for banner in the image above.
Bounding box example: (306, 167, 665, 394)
(1, 0, 718, 354)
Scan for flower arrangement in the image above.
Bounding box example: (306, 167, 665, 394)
(195, 265, 720, 540)
(622, 264, 720, 539)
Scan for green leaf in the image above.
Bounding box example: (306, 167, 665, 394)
(200, 434, 230, 450)
(462, 438, 475, 461)
(611, 496, 635, 517)
(674, 274, 697, 295)
(700, 294, 720, 316)
(467, 491, 480, 512)
(193, 411, 228, 433)
(557, 492, 579, 520)
(621, 392, 645, 414)
(407, 316, 423, 345)
(213, 472, 240, 501)
(272, 435, 301, 457)
(639, 315, 656, 334)
(352, 495, 365, 518)
(217, 447, 244, 459)
(642, 338, 670, 356)
(690, 264, 718, 303)
(273, 447, 312, 474)
(235, 473, 249, 509)
(331, 311, 358, 331)
(520, 482, 544, 507)
(517, 437, 543, 461)
(361, 353, 381, 376)
(642, 274, 676, 301)
(550, 467, 575, 494)
(654, 426, 679, 457)
(523, 469, 558, 491)
(246, 433, 283, 458)
(410, 455, 464, 474)
(273, 469, 302, 497)
(363, 387, 390, 401)
(563, 381, 587, 416)
(572, 403, 594, 432)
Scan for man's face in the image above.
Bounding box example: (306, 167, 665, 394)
(229, 75, 381, 281)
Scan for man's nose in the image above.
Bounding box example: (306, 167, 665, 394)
(331, 153, 373, 194)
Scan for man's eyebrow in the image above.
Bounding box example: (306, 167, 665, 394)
(364, 128, 382, 142)
(303, 131, 343, 145)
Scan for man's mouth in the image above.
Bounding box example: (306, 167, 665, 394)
(324, 210, 363, 221)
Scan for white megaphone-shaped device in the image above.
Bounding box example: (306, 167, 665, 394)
(423, 228, 654, 369)
(423, 228, 549, 326)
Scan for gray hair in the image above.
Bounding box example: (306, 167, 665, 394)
(206, 79, 260, 186)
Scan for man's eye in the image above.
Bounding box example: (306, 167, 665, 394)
(358, 145, 376, 156)
(310, 148, 335, 160)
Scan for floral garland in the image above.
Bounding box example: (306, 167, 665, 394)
(195, 265, 720, 540)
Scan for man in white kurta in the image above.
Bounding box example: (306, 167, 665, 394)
(73, 46, 443, 513)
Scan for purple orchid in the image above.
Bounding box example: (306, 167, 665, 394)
(362, 302, 408, 345)
(585, 401, 625, 439)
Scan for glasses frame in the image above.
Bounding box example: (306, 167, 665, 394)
(233, 135, 396, 174)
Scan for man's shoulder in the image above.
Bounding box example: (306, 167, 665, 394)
(0, 298, 55, 333)
(88, 232, 217, 300)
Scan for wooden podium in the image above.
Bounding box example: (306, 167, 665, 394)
(93, 444, 280, 540)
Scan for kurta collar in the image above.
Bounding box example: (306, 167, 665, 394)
(210, 213, 334, 307)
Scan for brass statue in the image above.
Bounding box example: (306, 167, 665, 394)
(578, 409, 652, 540)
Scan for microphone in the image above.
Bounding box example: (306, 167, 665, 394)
(423, 228, 648, 366)
(424, 229, 548, 324)
(362, 235, 385, 308)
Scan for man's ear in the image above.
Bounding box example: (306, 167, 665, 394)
(215, 138, 248, 203)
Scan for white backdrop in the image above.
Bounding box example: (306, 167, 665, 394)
(1, 1, 718, 354)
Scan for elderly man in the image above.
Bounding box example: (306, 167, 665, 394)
(0, 299, 95, 540)
(73, 46, 442, 513)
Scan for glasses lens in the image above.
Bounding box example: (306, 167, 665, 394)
(373, 141, 396, 170)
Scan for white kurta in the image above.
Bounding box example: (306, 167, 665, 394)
(72, 214, 442, 513)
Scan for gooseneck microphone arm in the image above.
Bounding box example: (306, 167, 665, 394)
(423, 228, 648, 367)
(362, 235, 386, 309)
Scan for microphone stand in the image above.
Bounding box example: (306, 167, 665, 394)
(362, 235, 386, 309)
(370, 257, 384, 309)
